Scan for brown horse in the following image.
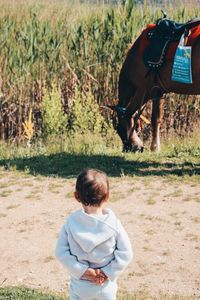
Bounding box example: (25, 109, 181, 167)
(112, 19, 200, 152)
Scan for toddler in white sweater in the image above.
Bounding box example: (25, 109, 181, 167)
(55, 168, 133, 300)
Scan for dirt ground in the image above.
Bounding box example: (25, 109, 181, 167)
(0, 168, 200, 298)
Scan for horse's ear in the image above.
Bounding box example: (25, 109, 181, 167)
(107, 105, 117, 111)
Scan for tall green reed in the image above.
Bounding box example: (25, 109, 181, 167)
(0, 0, 199, 141)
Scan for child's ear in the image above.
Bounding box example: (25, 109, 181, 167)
(105, 192, 110, 202)
(74, 191, 80, 202)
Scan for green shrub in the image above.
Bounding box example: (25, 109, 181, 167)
(67, 85, 108, 135)
(41, 83, 67, 136)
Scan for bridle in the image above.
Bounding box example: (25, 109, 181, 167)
(117, 103, 146, 133)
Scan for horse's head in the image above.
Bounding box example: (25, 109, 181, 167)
(110, 105, 145, 152)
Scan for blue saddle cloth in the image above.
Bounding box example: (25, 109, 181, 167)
(172, 35, 193, 84)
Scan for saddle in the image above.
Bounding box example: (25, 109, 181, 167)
(143, 15, 200, 69)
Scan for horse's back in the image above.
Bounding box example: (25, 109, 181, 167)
(159, 38, 200, 95)
(121, 26, 200, 96)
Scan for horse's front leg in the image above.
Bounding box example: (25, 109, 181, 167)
(151, 97, 164, 152)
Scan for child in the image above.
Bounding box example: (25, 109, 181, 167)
(55, 169, 133, 300)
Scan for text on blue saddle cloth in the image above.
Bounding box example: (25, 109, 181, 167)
(172, 45, 193, 84)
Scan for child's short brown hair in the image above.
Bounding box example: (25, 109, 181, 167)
(75, 169, 109, 207)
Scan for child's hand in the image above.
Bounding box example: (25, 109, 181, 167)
(81, 268, 97, 282)
(81, 268, 108, 285)
(93, 269, 108, 285)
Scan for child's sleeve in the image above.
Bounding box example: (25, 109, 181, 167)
(101, 220, 133, 281)
(55, 223, 89, 280)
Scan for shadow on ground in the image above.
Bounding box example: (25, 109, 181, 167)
(0, 153, 199, 178)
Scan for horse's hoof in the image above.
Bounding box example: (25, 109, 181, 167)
(123, 144, 144, 153)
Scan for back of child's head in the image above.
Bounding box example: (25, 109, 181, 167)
(75, 169, 109, 207)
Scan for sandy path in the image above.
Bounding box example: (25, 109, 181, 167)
(0, 168, 200, 298)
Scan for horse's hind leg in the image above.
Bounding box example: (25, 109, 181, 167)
(151, 97, 164, 152)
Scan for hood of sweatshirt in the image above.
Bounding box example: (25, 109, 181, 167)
(66, 208, 118, 253)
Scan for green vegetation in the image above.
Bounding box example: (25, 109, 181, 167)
(0, 286, 197, 300)
(0, 131, 199, 178)
(0, 286, 64, 300)
(41, 83, 67, 136)
(0, 0, 199, 141)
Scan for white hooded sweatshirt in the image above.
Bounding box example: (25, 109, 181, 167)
(55, 208, 133, 282)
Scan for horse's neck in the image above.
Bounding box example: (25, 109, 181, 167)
(118, 37, 142, 109)
(126, 34, 141, 57)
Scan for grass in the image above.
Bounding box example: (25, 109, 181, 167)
(0, 287, 64, 300)
(0, 213, 7, 218)
(128, 271, 144, 277)
(43, 256, 55, 263)
(146, 198, 156, 205)
(0, 132, 199, 179)
(162, 250, 171, 257)
(0, 286, 197, 300)
(6, 204, 20, 210)
(25, 191, 40, 200)
(165, 189, 183, 198)
(0, 190, 13, 197)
